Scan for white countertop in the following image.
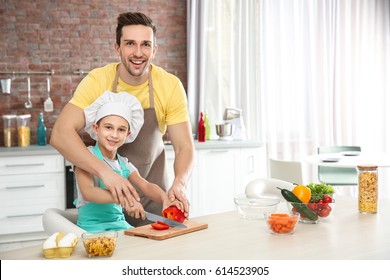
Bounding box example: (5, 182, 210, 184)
(0, 145, 60, 157)
(1, 195, 389, 260)
(164, 140, 264, 150)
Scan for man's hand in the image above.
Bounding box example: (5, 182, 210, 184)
(168, 184, 190, 217)
(100, 168, 140, 208)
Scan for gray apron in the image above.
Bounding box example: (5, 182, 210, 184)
(112, 66, 170, 226)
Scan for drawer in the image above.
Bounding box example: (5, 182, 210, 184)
(0, 154, 64, 175)
(0, 197, 65, 235)
(0, 173, 65, 201)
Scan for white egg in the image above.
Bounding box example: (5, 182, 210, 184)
(47, 232, 60, 241)
(43, 239, 57, 249)
(58, 233, 77, 247)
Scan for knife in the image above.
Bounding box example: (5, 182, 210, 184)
(145, 211, 187, 228)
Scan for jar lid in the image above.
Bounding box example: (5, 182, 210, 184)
(2, 114, 17, 119)
(357, 165, 378, 170)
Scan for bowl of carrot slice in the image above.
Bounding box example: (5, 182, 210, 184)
(264, 212, 300, 235)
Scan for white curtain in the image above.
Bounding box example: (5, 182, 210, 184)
(187, 0, 390, 158)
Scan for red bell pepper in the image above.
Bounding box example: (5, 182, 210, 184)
(151, 221, 170, 230)
(162, 205, 186, 223)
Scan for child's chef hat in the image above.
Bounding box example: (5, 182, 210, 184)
(84, 90, 144, 143)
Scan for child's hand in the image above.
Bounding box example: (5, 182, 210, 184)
(125, 201, 146, 220)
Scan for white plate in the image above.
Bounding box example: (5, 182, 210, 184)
(341, 151, 360, 156)
(321, 158, 340, 162)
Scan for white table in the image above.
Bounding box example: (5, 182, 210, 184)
(0, 196, 389, 260)
(305, 152, 390, 200)
(305, 152, 390, 168)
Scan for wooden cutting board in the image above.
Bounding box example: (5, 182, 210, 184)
(124, 220, 208, 240)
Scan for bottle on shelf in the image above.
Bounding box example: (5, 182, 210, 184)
(198, 112, 206, 142)
(37, 112, 47, 146)
(204, 113, 210, 140)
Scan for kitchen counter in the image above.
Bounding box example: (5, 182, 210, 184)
(1, 196, 389, 260)
(0, 144, 60, 157)
(164, 140, 264, 150)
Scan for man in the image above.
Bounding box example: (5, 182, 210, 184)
(51, 12, 194, 226)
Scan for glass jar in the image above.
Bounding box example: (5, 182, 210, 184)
(357, 165, 378, 213)
(2, 115, 17, 147)
(16, 114, 31, 147)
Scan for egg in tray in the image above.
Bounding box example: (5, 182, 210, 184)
(42, 232, 79, 259)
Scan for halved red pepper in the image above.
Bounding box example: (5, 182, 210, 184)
(151, 221, 170, 230)
(162, 205, 186, 223)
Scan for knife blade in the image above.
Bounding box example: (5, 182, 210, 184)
(145, 211, 187, 228)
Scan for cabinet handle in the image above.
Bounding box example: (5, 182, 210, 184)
(5, 163, 45, 167)
(6, 185, 45, 190)
(248, 155, 254, 174)
(6, 213, 43, 218)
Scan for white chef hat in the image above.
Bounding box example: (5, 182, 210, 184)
(84, 90, 144, 143)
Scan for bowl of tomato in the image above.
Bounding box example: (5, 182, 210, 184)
(286, 194, 335, 224)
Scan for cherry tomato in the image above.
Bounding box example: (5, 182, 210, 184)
(323, 195, 333, 203)
(319, 208, 331, 217)
(151, 221, 170, 230)
(308, 203, 317, 210)
(162, 206, 186, 223)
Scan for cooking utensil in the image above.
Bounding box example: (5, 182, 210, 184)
(24, 76, 32, 109)
(1, 78, 11, 94)
(44, 76, 54, 112)
(145, 211, 187, 228)
(216, 123, 233, 141)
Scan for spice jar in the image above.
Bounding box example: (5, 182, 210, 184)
(2, 115, 17, 147)
(16, 114, 31, 147)
(357, 165, 378, 213)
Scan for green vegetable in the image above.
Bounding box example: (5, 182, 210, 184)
(277, 187, 301, 203)
(306, 182, 335, 202)
(277, 187, 318, 221)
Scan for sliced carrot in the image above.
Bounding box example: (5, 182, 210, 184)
(267, 214, 298, 234)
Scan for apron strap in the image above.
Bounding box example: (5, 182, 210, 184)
(112, 64, 120, 92)
(112, 64, 155, 109)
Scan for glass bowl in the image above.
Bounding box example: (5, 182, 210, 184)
(286, 195, 335, 224)
(264, 212, 300, 235)
(234, 194, 280, 220)
(82, 231, 118, 257)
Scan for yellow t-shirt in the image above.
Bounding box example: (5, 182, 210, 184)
(69, 63, 189, 134)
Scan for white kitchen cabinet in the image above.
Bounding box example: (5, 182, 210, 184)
(165, 141, 266, 218)
(237, 146, 268, 193)
(196, 148, 241, 216)
(165, 148, 198, 217)
(0, 146, 65, 243)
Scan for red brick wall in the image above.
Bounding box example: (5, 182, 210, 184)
(0, 0, 187, 146)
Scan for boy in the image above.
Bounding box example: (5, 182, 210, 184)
(74, 90, 182, 232)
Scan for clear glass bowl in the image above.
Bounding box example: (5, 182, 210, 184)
(264, 212, 300, 235)
(82, 231, 118, 257)
(234, 194, 280, 220)
(286, 198, 335, 224)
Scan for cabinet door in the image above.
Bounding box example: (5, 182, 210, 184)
(238, 146, 267, 194)
(0, 154, 64, 175)
(196, 149, 240, 216)
(165, 149, 197, 217)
